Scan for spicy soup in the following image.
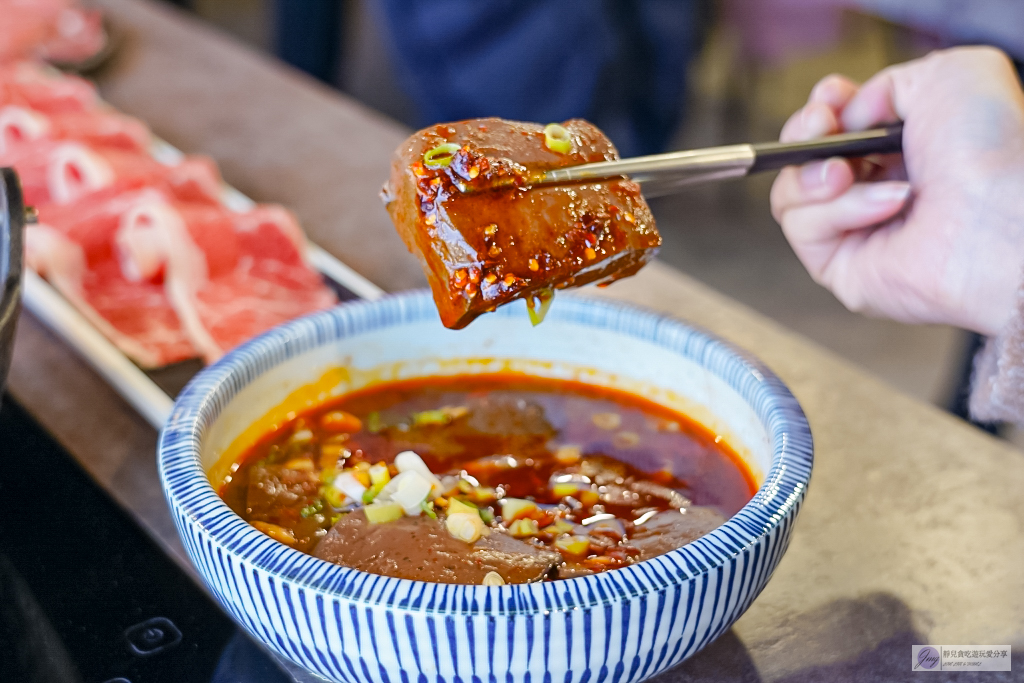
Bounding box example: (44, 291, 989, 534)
(219, 373, 756, 584)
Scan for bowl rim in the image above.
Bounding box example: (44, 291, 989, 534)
(158, 290, 813, 616)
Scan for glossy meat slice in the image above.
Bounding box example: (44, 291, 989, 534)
(315, 509, 560, 584)
(0, 105, 150, 156)
(26, 190, 198, 367)
(113, 194, 337, 364)
(383, 117, 660, 328)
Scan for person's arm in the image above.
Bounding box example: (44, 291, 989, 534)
(769, 46, 1024, 422)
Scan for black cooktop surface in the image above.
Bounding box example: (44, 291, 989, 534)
(0, 396, 298, 683)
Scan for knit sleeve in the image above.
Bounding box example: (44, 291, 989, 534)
(970, 287, 1024, 423)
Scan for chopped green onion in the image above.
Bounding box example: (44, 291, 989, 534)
(479, 507, 495, 524)
(526, 287, 555, 326)
(421, 499, 437, 519)
(300, 498, 324, 518)
(543, 124, 572, 154)
(423, 143, 461, 169)
(447, 498, 480, 517)
(411, 406, 469, 426)
(363, 481, 386, 505)
(366, 411, 383, 434)
(321, 485, 346, 509)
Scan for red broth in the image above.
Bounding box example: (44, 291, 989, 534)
(219, 373, 756, 582)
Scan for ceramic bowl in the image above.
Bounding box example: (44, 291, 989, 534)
(158, 291, 812, 683)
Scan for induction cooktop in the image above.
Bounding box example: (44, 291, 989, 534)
(0, 396, 316, 683)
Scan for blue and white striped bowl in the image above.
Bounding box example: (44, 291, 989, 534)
(158, 290, 812, 683)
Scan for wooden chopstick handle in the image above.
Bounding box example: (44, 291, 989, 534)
(748, 123, 903, 174)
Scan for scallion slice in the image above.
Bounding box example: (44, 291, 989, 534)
(423, 143, 461, 168)
(526, 287, 555, 326)
(543, 124, 572, 154)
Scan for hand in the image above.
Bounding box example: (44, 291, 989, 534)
(770, 46, 1024, 336)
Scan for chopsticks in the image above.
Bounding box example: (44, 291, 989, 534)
(483, 124, 904, 198)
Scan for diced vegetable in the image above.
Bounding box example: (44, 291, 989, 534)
(391, 471, 434, 513)
(363, 481, 386, 504)
(421, 499, 438, 519)
(542, 518, 575, 536)
(369, 463, 391, 487)
(543, 123, 572, 154)
(283, 457, 315, 471)
(446, 498, 480, 517)
(482, 571, 505, 586)
(321, 484, 346, 509)
(554, 445, 582, 464)
(466, 486, 498, 505)
(366, 411, 384, 433)
(251, 521, 297, 545)
(445, 512, 486, 543)
(500, 498, 538, 522)
(333, 471, 367, 501)
(410, 406, 469, 426)
(394, 451, 443, 495)
(319, 410, 362, 433)
(479, 507, 495, 524)
(554, 535, 591, 557)
(364, 502, 405, 524)
(508, 518, 540, 538)
(289, 429, 314, 445)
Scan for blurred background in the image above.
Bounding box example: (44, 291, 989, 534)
(160, 0, 1024, 440)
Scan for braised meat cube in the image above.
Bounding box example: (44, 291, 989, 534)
(382, 117, 660, 329)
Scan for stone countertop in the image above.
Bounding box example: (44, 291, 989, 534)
(7, 1, 1023, 681)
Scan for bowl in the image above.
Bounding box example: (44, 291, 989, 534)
(158, 291, 812, 683)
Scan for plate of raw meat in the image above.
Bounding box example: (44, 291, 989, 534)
(1, 59, 381, 426)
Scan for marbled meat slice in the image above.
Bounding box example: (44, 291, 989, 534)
(0, 104, 151, 156)
(315, 509, 560, 584)
(383, 117, 660, 328)
(1, 139, 221, 207)
(0, 60, 97, 114)
(114, 195, 337, 363)
(27, 189, 198, 367)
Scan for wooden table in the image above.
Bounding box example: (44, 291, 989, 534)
(8, 1, 1024, 680)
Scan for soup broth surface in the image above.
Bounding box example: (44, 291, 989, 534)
(220, 373, 756, 583)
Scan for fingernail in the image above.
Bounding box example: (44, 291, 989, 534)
(865, 182, 911, 203)
(800, 105, 832, 138)
(799, 159, 832, 190)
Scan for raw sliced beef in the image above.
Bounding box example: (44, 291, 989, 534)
(0, 1, 104, 65)
(28, 190, 198, 367)
(3, 139, 221, 207)
(115, 194, 337, 363)
(0, 105, 150, 156)
(0, 60, 97, 113)
(37, 6, 106, 66)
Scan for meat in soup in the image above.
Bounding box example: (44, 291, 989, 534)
(218, 374, 755, 584)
